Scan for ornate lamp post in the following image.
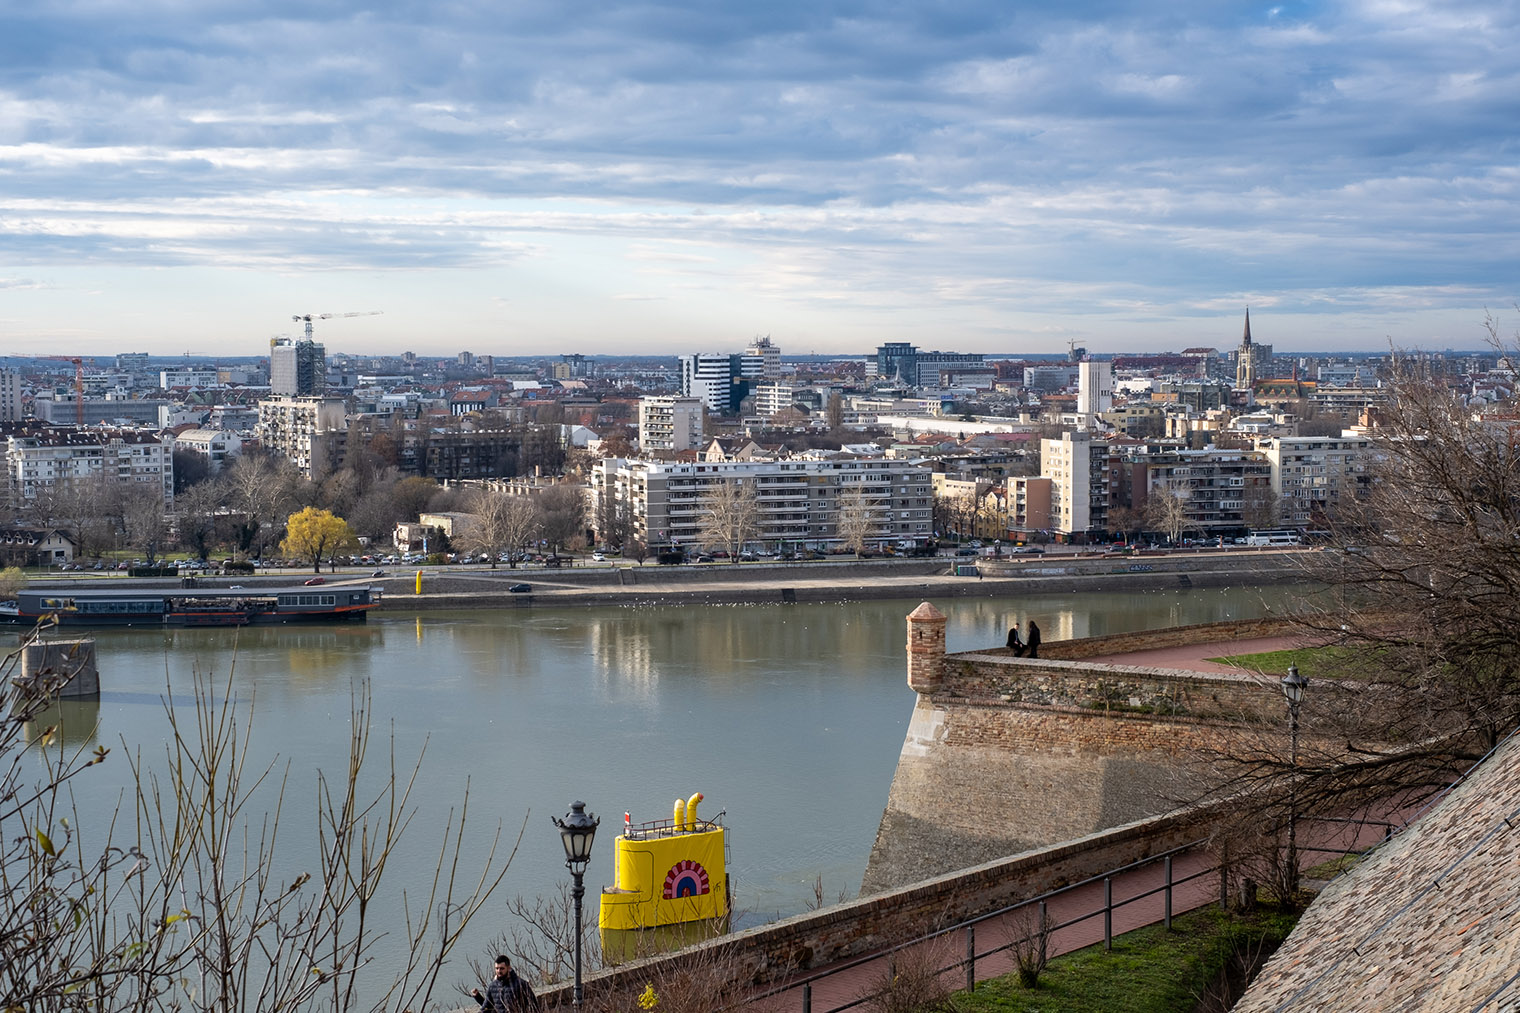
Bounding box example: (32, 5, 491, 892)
(1281, 665, 1308, 895)
(552, 801, 599, 1009)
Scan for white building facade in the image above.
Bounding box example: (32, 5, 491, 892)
(7, 429, 175, 509)
(590, 456, 934, 551)
(638, 396, 704, 453)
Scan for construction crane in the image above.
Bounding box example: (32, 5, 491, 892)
(11, 353, 87, 424)
(289, 310, 383, 342)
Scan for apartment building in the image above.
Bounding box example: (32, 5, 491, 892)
(639, 396, 704, 452)
(1259, 435, 1375, 527)
(7, 428, 175, 509)
(590, 456, 934, 551)
(171, 429, 243, 473)
(1128, 448, 1274, 534)
(256, 396, 347, 479)
(0, 368, 21, 423)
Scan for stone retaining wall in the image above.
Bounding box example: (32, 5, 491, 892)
(536, 803, 1231, 1007)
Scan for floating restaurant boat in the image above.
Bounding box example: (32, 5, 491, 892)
(3, 585, 382, 627)
(599, 792, 730, 961)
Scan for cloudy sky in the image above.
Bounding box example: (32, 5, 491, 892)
(1, 0, 1516, 358)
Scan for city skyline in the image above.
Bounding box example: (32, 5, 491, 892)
(2, 1, 1517, 357)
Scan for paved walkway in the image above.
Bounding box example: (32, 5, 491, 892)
(745, 816, 1392, 1013)
(1079, 634, 1311, 675)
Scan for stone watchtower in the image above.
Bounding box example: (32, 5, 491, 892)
(905, 602, 946, 695)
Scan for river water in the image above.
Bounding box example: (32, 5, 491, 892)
(27, 584, 1300, 984)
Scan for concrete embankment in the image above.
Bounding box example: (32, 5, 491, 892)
(373, 550, 1310, 611)
(25, 550, 1313, 612)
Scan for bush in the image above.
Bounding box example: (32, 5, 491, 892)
(222, 559, 255, 574)
(0, 566, 27, 598)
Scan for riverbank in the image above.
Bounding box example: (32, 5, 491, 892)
(17, 549, 1313, 612)
(375, 550, 1310, 610)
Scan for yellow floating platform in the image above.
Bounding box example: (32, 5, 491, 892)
(599, 793, 729, 934)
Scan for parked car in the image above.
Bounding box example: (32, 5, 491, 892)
(508, 583, 532, 593)
(592, 552, 606, 562)
(303, 576, 325, 585)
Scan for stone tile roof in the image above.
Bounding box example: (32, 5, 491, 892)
(1233, 732, 1520, 1013)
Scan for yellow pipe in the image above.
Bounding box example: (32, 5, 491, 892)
(673, 797, 685, 830)
(686, 792, 704, 830)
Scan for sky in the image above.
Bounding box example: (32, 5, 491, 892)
(1, 1, 1517, 359)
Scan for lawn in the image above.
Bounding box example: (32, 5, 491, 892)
(1203, 645, 1361, 676)
(950, 907, 1298, 1013)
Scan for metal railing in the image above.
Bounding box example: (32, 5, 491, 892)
(751, 818, 1398, 1013)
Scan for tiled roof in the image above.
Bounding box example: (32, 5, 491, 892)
(1233, 733, 1520, 1012)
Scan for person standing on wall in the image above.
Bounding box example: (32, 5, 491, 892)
(1025, 620, 1042, 658)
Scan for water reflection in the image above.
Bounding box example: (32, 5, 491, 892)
(24, 696, 100, 747)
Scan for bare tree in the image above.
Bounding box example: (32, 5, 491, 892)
(175, 481, 223, 560)
(117, 484, 168, 564)
(826, 393, 845, 432)
(698, 479, 759, 561)
(1145, 486, 1191, 544)
(836, 486, 878, 557)
(1241, 484, 1281, 531)
(1211, 321, 1520, 832)
(0, 637, 515, 1012)
(534, 485, 585, 556)
(1106, 504, 1144, 544)
(463, 489, 537, 567)
(222, 451, 302, 561)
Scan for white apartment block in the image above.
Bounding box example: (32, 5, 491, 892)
(1077, 360, 1114, 418)
(159, 368, 221, 389)
(171, 428, 243, 473)
(1041, 431, 1094, 536)
(753, 382, 806, 417)
(256, 396, 348, 479)
(639, 396, 704, 453)
(1259, 436, 1374, 527)
(591, 457, 934, 550)
(680, 354, 734, 414)
(7, 429, 175, 508)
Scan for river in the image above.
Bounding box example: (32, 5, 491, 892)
(24, 583, 1300, 988)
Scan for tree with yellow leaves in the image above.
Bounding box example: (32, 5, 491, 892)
(280, 506, 358, 572)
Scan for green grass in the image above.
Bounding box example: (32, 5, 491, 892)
(1203, 645, 1361, 675)
(951, 907, 1298, 1013)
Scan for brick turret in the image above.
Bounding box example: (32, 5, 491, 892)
(906, 601, 947, 695)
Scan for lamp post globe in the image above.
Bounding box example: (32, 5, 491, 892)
(552, 802, 599, 1009)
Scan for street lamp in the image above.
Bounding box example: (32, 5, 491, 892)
(552, 801, 599, 1009)
(1280, 665, 1308, 896)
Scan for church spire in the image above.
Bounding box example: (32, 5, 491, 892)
(1242, 306, 1252, 346)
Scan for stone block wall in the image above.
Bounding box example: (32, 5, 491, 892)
(537, 803, 1235, 1006)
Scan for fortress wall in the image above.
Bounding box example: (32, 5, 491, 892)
(538, 801, 1235, 1006)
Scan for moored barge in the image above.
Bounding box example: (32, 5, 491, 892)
(6, 585, 382, 627)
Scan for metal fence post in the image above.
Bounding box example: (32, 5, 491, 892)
(802, 983, 811, 1013)
(965, 925, 975, 992)
(1220, 843, 1229, 910)
(1164, 855, 1173, 931)
(1104, 876, 1113, 951)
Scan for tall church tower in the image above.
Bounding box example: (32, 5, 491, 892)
(1235, 308, 1256, 393)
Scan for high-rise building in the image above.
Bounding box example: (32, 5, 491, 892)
(270, 338, 326, 396)
(256, 396, 347, 478)
(743, 336, 782, 379)
(0, 368, 21, 423)
(1077, 360, 1114, 419)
